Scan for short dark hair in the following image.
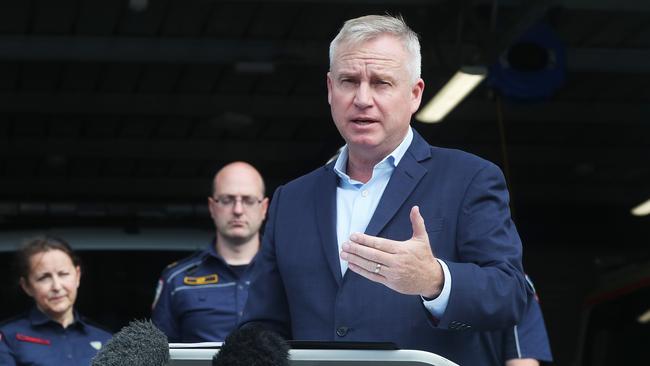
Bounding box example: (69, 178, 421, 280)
(212, 324, 289, 366)
(14, 236, 81, 280)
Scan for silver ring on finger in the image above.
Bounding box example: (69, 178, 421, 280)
(374, 262, 382, 274)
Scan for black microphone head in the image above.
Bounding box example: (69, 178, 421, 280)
(213, 324, 289, 366)
(91, 319, 169, 366)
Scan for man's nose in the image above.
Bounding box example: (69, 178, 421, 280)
(232, 199, 244, 214)
(353, 82, 373, 109)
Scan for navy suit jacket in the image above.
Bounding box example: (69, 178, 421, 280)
(242, 131, 529, 365)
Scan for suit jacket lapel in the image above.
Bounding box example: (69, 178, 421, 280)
(365, 130, 430, 237)
(315, 164, 343, 286)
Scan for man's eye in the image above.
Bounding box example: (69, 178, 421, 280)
(218, 196, 234, 204)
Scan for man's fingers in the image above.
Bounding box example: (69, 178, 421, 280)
(348, 262, 387, 284)
(349, 232, 399, 254)
(341, 249, 376, 270)
(410, 206, 428, 241)
(341, 244, 390, 271)
(342, 240, 392, 264)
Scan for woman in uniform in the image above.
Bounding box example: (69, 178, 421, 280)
(0, 236, 112, 365)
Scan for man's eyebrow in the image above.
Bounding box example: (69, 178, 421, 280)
(336, 70, 359, 78)
(371, 72, 395, 80)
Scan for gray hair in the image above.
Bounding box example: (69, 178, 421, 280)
(329, 14, 421, 84)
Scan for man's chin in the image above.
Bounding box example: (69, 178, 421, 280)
(222, 231, 253, 246)
(344, 135, 383, 149)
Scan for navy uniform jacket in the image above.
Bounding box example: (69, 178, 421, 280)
(0, 307, 111, 366)
(241, 131, 529, 366)
(503, 276, 553, 362)
(152, 242, 254, 342)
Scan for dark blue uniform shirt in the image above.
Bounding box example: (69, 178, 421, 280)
(0, 307, 112, 366)
(152, 242, 255, 342)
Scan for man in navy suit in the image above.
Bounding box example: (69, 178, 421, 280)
(241, 14, 529, 365)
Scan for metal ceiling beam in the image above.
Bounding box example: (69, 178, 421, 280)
(0, 36, 323, 64)
(560, 0, 650, 11)
(446, 100, 650, 123)
(0, 138, 647, 167)
(0, 35, 648, 73)
(0, 178, 641, 206)
(0, 139, 330, 161)
(1, 93, 648, 123)
(0, 92, 330, 117)
(0, 178, 212, 198)
(174, 0, 443, 3)
(0, 176, 299, 200)
(494, 0, 650, 11)
(568, 48, 650, 74)
(460, 145, 650, 166)
(442, 99, 650, 123)
(0, 227, 213, 252)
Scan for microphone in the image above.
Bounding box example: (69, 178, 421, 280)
(91, 319, 169, 366)
(212, 324, 289, 366)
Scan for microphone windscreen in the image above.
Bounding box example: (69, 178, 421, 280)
(92, 319, 169, 366)
(212, 323, 289, 366)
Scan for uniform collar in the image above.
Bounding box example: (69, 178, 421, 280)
(29, 306, 85, 330)
(207, 239, 222, 260)
(206, 239, 258, 266)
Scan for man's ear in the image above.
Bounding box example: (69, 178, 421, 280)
(261, 197, 270, 220)
(410, 78, 425, 114)
(208, 196, 218, 221)
(326, 72, 333, 105)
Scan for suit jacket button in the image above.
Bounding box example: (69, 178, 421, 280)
(336, 326, 349, 337)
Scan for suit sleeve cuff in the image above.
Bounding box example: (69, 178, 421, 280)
(421, 259, 451, 318)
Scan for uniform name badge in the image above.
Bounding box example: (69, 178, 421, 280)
(183, 274, 219, 285)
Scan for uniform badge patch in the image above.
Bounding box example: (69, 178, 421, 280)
(183, 274, 219, 285)
(152, 278, 164, 310)
(16, 333, 51, 345)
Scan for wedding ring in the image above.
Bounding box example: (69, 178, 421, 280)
(374, 263, 382, 274)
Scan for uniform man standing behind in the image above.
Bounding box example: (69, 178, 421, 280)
(152, 161, 268, 342)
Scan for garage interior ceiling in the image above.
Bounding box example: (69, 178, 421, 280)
(0, 0, 648, 252)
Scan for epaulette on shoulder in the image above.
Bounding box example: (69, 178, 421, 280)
(0, 311, 30, 328)
(164, 260, 180, 270)
(161, 250, 206, 277)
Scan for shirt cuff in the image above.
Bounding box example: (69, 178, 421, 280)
(421, 259, 451, 318)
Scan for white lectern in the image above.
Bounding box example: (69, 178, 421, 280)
(169, 346, 459, 366)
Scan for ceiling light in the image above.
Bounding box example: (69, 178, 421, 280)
(416, 66, 487, 123)
(638, 308, 650, 324)
(631, 198, 650, 216)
